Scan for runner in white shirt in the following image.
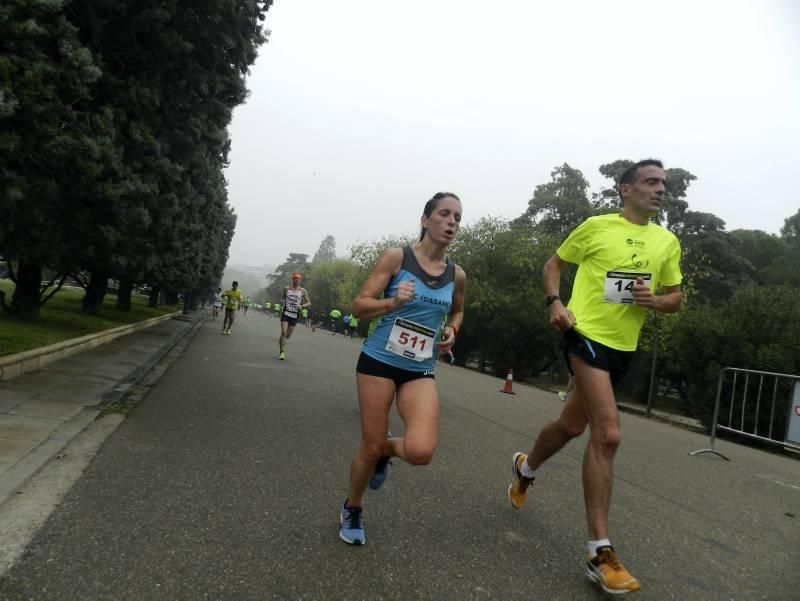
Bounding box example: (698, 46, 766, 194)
(212, 287, 222, 320)
(279, 273, 311, 360)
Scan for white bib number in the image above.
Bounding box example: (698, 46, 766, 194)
(603, 271, 651, 304)
(284, 301, 299, 318)
(284, 290, 302, 318)
(385, 318, 435, 362)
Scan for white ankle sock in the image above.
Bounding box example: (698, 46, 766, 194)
(588, 539, 612, 557)
(519, 458, 536, 479)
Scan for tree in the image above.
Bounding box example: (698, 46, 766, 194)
(447, 218, 558, 377)
(0, 0, 109, 319)
(304, 259, 362, 316)
(780, 208, 800, 243)
(730, 229, 789, 286)
(312, 235, 337, 263)
(666, 285, 800, 431)
(349, 235, 415, 271)
(673, 211, 754, 304)
(266, 253, 309, 301)
(518, 164, 593, 236)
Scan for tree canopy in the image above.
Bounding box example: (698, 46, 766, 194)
(0, 0, 273, 318)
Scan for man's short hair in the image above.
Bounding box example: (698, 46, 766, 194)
(618, 159, 664, 202)
(232, 281, 238, 286)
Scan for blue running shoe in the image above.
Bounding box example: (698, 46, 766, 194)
(368, 455, 391, 490)
(339, 502, 365, 545)
(368, 431, 393, 490)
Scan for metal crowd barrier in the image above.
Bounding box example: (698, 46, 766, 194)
(690, 367, 800, 461)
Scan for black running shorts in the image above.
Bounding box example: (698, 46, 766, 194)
(280, 313, 298, 326)
(356, 352, 435, 387)
(563, 329, 634, 388)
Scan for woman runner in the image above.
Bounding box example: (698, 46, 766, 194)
(338, 192, 466, 545)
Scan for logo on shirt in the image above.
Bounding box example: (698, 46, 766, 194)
(630, 253, 649, 269)
(625, 238, 646, 249)
(415, 294, 452, 310)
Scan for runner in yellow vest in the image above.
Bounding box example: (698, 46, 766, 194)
(329, 308, 342, 335)
(221, 281, 243, 335)
(507, 160, 683, 594)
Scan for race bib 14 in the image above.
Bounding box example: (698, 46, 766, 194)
(603, 271, 651, 304)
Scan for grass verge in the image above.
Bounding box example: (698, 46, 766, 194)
(0, 281, 180, 357)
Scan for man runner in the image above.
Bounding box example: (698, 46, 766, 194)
(507, 159, 683, 594)
(221, 281, 243, 335)
(279, 273, 311, 360)
(329, 308, 342, 334)
(211, 287, 222, 320)
(348, 314, 359, 339)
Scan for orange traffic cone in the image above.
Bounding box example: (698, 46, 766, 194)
(500, 369, 516, 395)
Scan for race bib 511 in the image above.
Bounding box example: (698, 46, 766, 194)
(385, 318, 435, 362)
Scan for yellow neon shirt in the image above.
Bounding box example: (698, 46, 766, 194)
(557, 213, 682, 351)
(222, 289, 243, 310)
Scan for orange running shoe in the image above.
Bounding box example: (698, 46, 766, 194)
(507, 452, 535, 509)
(586, 546, 641, 594)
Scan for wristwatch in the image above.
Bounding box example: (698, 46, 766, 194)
(545, 295, 561, 307)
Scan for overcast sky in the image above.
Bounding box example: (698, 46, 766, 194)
(224, 0, 800, 268)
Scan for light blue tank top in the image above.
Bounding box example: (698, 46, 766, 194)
(362, 246, 456, 372)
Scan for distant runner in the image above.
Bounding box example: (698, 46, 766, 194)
(211, 287, 222, 320)
(279, 273, 311, 360)
(221, 281, 243, 335)
(329, 308, 342, 335)
(348, 314, 359, 339)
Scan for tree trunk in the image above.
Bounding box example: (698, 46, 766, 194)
(9, 261, 43, 320)
(182, 289, 191, 315)
(116, 279, 134, 311)
(81, 273, 109, 315)
(148, 286, 160, 308)
(165, 290, 179, 305)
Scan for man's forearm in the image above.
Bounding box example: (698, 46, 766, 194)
(653, 291, 682, 313)
(543, 258, 562, 297)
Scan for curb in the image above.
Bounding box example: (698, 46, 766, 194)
(0, 314, 204, 508)
(0, 311, 182, 383)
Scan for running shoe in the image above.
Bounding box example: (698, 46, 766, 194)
(369, 456, 392, 490)
(507, 452, 535, 509)
(339, 502, 365, 545)
(586, 546, 641, 594)
(368, 432, 392, 490)
(279, 351, 285, 360)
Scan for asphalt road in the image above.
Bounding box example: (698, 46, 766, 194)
(1, 313, 798, 600)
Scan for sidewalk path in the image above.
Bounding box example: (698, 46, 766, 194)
(0, 315, 199, 506)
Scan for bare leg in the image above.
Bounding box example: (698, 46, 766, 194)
(390, 378, 440, 465)
(347, 374, 395, 507)
(279, 321, 295, 352)
(526, 384, 588, 471)
(572, 359, 620, 540)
